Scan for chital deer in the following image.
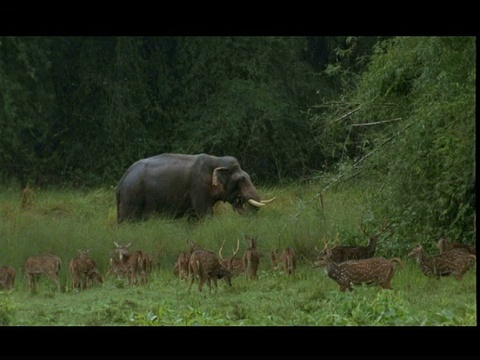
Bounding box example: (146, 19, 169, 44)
(270, 248, 297, 276)
(173, 240, 204, 280)
(113, 242, 150, 285)
(437, 236, 476, 255)
(314, 249, 403, 292)
(69, 249, 103, 290)
(0, 266, 16, 290)
(25, 254, 62, 292)
(408, 244, 476, 281)
(188, 248, 232, 293)
(85, 268, 104, 288)
(315, 220, 391, 263)
(174, 251, 190, 280)
(106, 250, 129, 279)
(242, 235, 260, 280)
(218, 239, 243, 275)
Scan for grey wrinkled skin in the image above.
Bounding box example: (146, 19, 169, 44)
(117, 153, 263, 222)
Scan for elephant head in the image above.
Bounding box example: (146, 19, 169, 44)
(212, 166, 275, 214)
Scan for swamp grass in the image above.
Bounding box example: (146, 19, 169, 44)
(0, 182, 476, 326)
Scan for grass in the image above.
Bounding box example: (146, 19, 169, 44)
(0, 181, 476, 326)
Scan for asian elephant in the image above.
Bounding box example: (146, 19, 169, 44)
(116, 153, 274, 223)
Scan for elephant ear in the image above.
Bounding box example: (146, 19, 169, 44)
(212, 167, 229, 188)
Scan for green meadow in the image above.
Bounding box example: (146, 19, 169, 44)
(0, 182, 476, 326)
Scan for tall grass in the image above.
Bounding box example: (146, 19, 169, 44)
(0, 181, 476, 326)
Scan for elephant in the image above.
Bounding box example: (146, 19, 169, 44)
(116, 153, 274, 223)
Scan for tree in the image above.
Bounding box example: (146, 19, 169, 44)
(312, 36, 476, 246)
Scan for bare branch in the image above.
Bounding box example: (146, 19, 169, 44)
(350, 118, 402, 127)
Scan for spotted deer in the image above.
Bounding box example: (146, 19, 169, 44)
(270, 247, 297, 276)
(173, 240, 204, 280)
(315, 220, 391, 263)
(69, 249, 103, 290)
(85, 268, 104, 288)
(218, 239, 243, 275)
(242, 236, 260, 280)
(174, 251, 190, 280)
(314, 249, 403, 292)
(408, 244, 476, 281)
(106, 250, 129, 280)
(188, 247, 232, 293)
(113, 242, 151, 285)
(25, 254, 62, 292)
(437, 236, 476, 255)
(0, 266, 16, 290)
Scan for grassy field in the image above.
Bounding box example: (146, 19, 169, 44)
(0, 182, 476, 326)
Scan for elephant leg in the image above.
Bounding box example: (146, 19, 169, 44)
(120, 199, 145, 221)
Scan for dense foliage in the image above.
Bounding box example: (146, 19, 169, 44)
(0, 185, 476, 329)
(0, 35, 475, 247)
(310, 37, 476, 248)
(0, 36, 363, 186)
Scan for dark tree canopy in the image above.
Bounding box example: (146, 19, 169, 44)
(1, 36, 380, 187)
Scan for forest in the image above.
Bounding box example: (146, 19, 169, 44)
(0, 35, 476, 247)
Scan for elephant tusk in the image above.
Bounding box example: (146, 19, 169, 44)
(248, 199, 266, 207)
(260, 197, 276, 204)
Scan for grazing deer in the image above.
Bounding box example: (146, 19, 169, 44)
(270, 248, 297, 276)
(218, 239, 243, 275)
(188, 248, 232, 293)
(85, 268, 104, 288)
(437, 236, 476, 255)
(69, 249, 103, 290)
(408, 244, 476, 281)
(25, 254, 62, 292)
(242, 235, 260, 280)
(106, 250, 129, 279)
(0, 266, 16, 290)
(113, 242, 151, 285)
(314, 249, 403, 292)
(316, 220, 392, 263)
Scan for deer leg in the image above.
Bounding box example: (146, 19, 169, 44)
(380, 280, 393, 290)
(54, 275, 61, 291)
(27, 274, 34, 292)
(188, 274, 195, 291)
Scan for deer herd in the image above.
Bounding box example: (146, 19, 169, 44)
(0, 219, 476, 294)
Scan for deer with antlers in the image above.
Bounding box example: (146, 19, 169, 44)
(25, 254, 62, 292)
(188, 245, 232, 293)
(69, 249, 103, 290)
(408, 244, 476, 281)
(270, 247, 297, 276)
(112, 242, 151, 285)
(437, 236, 476, 255)
(316, 219, 392, 263)
(242, 235, 260, 280)
(218, 239, 243, 275)
(314, 248, 403, 292)
(0, 265, 16, 290)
